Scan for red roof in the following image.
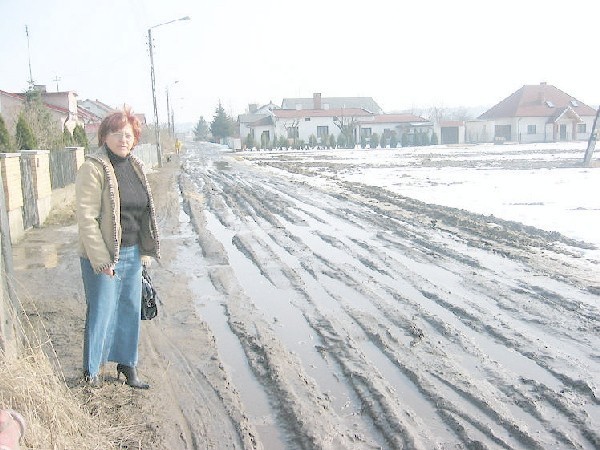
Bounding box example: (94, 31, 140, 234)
(479, 83, 597, 119)
(273, 108, 373, 119)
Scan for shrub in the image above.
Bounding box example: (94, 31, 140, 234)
(370, 133, 379, 149)
(15, 113, 37, 150)
(0, 114, 11, 151)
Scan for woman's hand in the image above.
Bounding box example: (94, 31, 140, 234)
(101, 266, 115, 277)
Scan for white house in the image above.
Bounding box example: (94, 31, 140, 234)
(238, 101, 279, 145)
(474, 82, 597, 143)
(271, 107, 374, 146)
(357, 114, 433, 146)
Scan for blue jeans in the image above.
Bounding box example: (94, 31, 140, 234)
(81, 245, 142, 376)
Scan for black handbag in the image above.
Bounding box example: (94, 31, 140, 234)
(141, 267, 158, 320)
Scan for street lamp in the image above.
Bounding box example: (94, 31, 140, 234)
(166, 80, 179, 138)
(147, 16, 190, 167)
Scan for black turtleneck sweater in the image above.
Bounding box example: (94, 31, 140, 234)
(107, 148, 149, 247)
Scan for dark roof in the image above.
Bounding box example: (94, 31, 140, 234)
(273, 108, 373, 119)
(239, 112, 269, 123)
(281, 97, 382, 114)
(251, 116, 274, 127)
(479, 83, 597, 119)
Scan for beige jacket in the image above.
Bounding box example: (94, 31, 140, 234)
(75, 146, 160, 273)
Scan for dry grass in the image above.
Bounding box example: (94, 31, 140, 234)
(0, 290, 147, 449)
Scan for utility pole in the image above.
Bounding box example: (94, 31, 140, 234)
(583, 106, 600, 166)
(53, 75, 61, 92)
(147, 16, 190, 168)
(25, 25, 34, 89)
(148, 28, 161, 167)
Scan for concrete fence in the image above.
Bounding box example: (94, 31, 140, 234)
(0, 143, 156, 244)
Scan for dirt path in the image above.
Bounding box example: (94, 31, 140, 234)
(13, 142, 600, 449)
(13, 155, 258, 449)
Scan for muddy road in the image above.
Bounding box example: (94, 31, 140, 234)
(174, 142, 599, 449)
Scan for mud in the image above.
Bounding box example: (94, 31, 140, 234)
(13, 142, 600, 449)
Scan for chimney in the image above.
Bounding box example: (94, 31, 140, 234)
(538, 82, 546, 104)
(313, 92, 322, 110)
(248, 103, 258, 113)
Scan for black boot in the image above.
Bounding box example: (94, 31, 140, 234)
(83, 371, 101, 388)
(116, 364, 150, 389)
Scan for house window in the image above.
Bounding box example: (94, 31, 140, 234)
(360, 128, 372, 138)
(527, 125, 536, 134)
(317, 126, 329, 139)
(305, 117, 311, 121)
(287, 127, 299, 139)
(577, 123, 587, 133)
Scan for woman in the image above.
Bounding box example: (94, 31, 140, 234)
(75, 107, 160, 389)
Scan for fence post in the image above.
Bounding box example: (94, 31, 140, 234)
(20, 150, 51, 227)
(0, 154, 25, 243)
(0, 163, 17, 356)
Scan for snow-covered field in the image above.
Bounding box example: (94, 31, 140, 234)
(333, 142, 599, 249)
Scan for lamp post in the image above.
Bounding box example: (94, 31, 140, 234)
(147, 16, 190, 167)
(166, 80, 179, 138)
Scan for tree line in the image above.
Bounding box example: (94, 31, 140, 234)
(192, 101, 235, 143)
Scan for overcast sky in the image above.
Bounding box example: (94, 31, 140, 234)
(1, 0, 599, 126)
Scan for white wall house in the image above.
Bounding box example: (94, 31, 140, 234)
(472, 82, 597, 143)
(272, 108, 373, 146)
(358, 114, 433, 147)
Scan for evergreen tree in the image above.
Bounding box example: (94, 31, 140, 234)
(245, 133, 255, 149)
(401, 133, 408, 147)
(389, 132, 398, 148)
(193, 116, 209, 141)
(328, 134, 336, 149)
(210, 102, 235, 142)
(73, 124, 90, 149)
(15, 113, 37, 150)
(0, 114, 11, 151)
(63, 128, 74, 146)
(370, 133, 379, 149)
(337, 133, 346, 148)
(309, 134, 317, 147)
(22, 89, 62, 149)
(430, 132, 439, 145)
(260, 133, 268, 149)
(423, 132, 431, 146)
(278, 135, 288, 149)
(360, 135, 367, 149)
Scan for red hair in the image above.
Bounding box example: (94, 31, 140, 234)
(97, 106, 142, 147)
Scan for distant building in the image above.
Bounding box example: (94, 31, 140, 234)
(357, 114, 433, 146)
(473, 82, 597, 143)
(0, 85, 83, 134)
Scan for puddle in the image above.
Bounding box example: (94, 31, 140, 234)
(173, 196, 288, 449)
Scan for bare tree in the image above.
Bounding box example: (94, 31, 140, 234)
(333, 114, 357, 148)
(282, 119, 299, 148)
